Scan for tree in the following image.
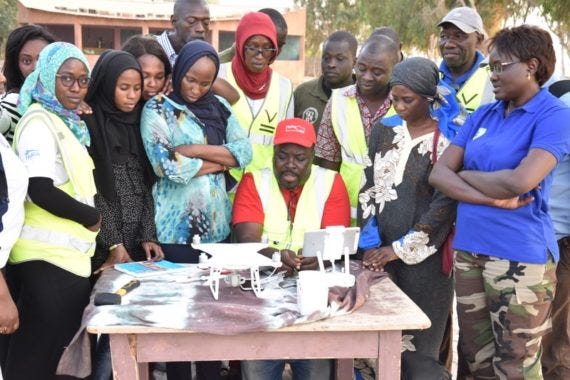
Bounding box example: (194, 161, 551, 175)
(538, 0, 570, 52)
(295, 0, 359, 56)
(296, 0, 570, 60)
(0, 0, 17, 59)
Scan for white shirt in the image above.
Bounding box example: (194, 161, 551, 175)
(218, 64, 295, 119)
(156, 31, 177, 69)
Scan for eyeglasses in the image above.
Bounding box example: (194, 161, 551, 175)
(55, 74, 90, 89)
(486, 61, 521, 74)
(244, 45, 277, 58)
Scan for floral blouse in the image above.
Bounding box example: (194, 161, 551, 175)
(358, 119, 456, 264)
(141, 95, 252, 244)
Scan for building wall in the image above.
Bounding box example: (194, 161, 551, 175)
(17, 2, 169, 67)
(17, 2, 306, 84)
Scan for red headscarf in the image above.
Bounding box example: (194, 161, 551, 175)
(231, 12, 278, 100)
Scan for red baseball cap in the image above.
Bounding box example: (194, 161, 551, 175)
(273, 118, 316, 148)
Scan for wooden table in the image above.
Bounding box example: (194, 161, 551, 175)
(87, 276, 430, 380)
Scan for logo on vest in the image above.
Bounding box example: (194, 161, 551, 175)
(260, 110, 278, 134)
(461, 93, 478, 113)
(302, 107, 319, 124)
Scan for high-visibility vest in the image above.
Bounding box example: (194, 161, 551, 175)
(330, 88, 395, 224)
(11, 104, 97, 277)
(456, 66, 494, 113)
(222, 64, 293, 182)
(252, 165, 336, 253)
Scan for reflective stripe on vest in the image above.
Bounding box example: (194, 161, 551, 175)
(252, 165, 335, 252)
(456, 66, 494, 113)
(330, 91, 396, 224)
(20, 225, 95, 254)
(223, 63, 293, 182)
(11, 104, 97, 277)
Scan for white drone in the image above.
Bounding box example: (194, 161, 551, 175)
(192, 226, 359, 299)
(191, 240, 282, 300)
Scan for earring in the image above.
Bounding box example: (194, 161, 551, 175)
(527, 72, 532, 80)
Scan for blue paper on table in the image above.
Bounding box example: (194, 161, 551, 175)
(358, 218, 382, 250)
(114, 260, 187, 278)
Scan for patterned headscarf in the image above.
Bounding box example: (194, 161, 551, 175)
(18, 42, 92, 146)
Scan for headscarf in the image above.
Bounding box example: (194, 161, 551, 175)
(169, 40, 231, 147)
(83, 50, 152, 200)
(231, 12, 278, 100)
(386, 57, 465, 139)
(18, 42, 92, 146)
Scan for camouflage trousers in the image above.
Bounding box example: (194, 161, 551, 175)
(542, 237, 570, 380)
(455, 250, 556, 380)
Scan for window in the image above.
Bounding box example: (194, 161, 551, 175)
(218, 31, 235, 52)
(121, 28, 142, 45)
(277, 35, 300, 61)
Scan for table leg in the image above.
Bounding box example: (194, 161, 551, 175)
(109, 334, 149, 380)
(336, 359, 354, 380)
(376, 331, 401, 380)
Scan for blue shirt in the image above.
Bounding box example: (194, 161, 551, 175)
(141, 95, 252, 245)
(452, 89, 570, 263)
(439, 51, 485, 91)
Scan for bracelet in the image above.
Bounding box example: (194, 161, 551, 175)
(109, 243, 123, 252)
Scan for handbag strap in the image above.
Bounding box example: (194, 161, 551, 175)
(431, 128, 441, 164)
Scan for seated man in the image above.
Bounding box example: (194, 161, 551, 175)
(232, 117, 349, 379)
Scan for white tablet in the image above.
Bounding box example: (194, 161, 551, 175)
(302, 226, 360, 259)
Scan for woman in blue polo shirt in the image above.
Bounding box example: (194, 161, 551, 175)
(430, 25, 570, 379)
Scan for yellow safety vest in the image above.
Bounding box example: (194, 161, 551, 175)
(456, 66, 494, 113)
(330, 88, 395, 225)
(11, 104, 98, 277)
(252, 165, 336, 253)
(223, 63, 293, 182)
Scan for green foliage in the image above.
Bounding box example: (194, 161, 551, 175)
(296, 0, 570, 57)
(295, 0, 359, 55)
(537, 0, 570, 51)
(364, 0, 443, 51)
(539, 0, 570, 24)
(0, 0, 17, 58)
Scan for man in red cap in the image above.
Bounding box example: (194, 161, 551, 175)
(232, 118, 349, 378)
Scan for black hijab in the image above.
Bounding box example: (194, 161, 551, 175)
(83, 50, 153, 200)
(169, 40, 231, 146)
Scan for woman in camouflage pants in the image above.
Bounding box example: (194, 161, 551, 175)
(430, 25, 570, 379)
